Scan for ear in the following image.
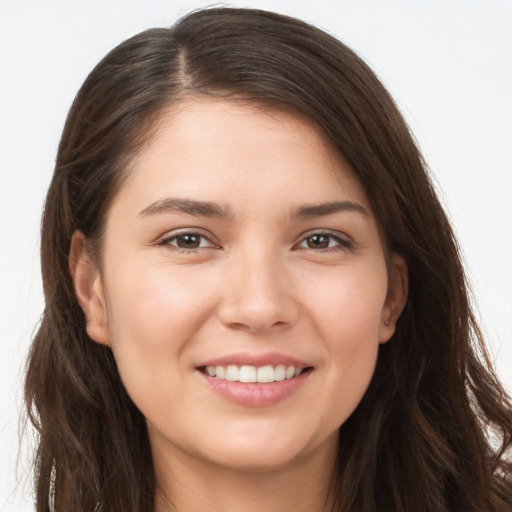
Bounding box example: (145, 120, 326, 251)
(69, 231, 111, 346)
(378, 254, 408, 344)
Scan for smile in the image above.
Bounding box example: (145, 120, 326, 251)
(202, 364, 306, 383)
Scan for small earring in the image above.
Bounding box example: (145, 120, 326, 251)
(384, 320, 390, 326)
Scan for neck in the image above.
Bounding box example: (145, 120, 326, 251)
(153, 437, 338, 512)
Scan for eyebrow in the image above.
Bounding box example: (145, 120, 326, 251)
(291, 200, 369, 219)
(138, 198, 369, 220)
(139, 198, 233, 219)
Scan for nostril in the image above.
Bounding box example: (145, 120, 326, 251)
(216, 276, 300, 333)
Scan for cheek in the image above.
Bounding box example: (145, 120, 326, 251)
(301, 265, 387, 416)
(102, 260, 219, 380)
(107, 259, 211, 332)
(101, 260, 222, 422)
(306, 265, 388, 345)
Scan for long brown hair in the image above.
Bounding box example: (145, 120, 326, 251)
(25, 7, 512, 511)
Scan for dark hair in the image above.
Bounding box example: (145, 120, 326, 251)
(25, 7, 512, 512)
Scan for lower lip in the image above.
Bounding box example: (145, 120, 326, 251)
(199, 369, 312, 407)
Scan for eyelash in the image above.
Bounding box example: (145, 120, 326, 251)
(295, 231, 353, 252)
(158, 230, 353, 253)
(159, 230, 217, 253)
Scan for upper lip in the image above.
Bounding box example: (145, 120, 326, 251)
(197, 352, 311, 369)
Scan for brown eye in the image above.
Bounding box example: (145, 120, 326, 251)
(305, 234, 331, 249)
(297, 232, 352, 251)
(175, 234, 201, 249)
(161, 232, 214, 251)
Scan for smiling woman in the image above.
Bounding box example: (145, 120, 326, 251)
(70, 100, 406, 489)
(24, 7, 512, 512)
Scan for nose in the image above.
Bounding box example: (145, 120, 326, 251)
(217, 250, 299, 333)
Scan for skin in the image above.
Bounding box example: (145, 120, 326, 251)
(71, 99, 408, 512)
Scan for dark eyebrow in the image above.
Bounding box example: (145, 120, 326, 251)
(291, 200, 369, 219)
(138, 198, 233, 219)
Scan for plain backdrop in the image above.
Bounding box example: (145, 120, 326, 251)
(1, 1, 511, 510)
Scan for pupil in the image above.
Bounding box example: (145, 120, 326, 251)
(178, 234, 200, 248)
(308, 235, 329, 249)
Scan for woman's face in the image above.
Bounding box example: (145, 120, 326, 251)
(73, 99, 407, 474)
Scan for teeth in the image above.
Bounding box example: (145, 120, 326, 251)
(239, 365, 256, 382)
(225, 365, 239, 381)
(204, 364, 305, 383)
(274, 364, 286, 381)
(257, 365, 274, 383)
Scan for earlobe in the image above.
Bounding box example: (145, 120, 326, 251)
(379, 254, 408, 344)
(69, 231, 111, 346)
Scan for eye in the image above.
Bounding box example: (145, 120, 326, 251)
(160, 232, 216, 251)
(296, 232, 352, 251)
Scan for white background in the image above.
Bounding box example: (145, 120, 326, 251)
(1, 1, 511, 510)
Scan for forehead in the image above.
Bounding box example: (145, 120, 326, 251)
(115, 98, 371, 216)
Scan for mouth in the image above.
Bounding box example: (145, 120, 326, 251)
(196, 356, 314, 406)
(198, 364, 313, 383)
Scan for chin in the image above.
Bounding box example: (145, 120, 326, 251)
(192, 426, 338, 474)
(202, 446, 306, 473)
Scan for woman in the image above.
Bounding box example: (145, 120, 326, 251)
(25, 7, 512, 512)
